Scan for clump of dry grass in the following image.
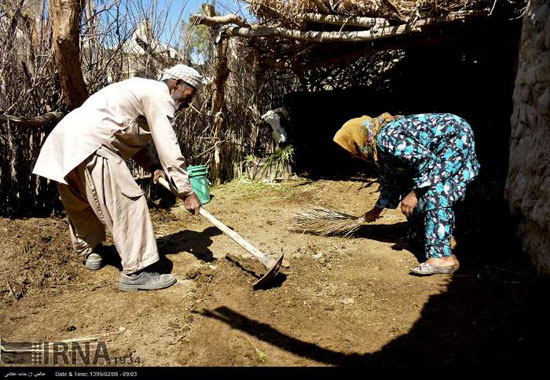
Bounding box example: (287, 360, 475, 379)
(291, 207, 366, 237)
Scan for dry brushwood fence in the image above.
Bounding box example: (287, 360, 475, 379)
(0, 0, 528, 217)
(0, 0, 279, 217)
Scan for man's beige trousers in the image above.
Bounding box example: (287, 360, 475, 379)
(57, 147, 159, 274)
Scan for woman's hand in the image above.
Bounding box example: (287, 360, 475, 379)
(401, 190, 419, 217)
(362, 206, 383, 222)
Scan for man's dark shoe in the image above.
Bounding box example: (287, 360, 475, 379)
(85, 252, 104, 270)
(119, 271, 177, 292)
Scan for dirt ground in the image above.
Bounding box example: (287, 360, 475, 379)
(1, 178, 548, 369)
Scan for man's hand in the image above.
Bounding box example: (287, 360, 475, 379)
(183, 193, 201, 216)
(401, 190, 419, 217)
(153, 169, 166, 184)
(362, 206, 384, 222)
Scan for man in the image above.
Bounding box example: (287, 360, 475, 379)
(33, 64, 203, 291)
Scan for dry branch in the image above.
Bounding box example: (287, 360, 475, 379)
(198, 10, 488, 43)
(291, 207, 366, 237)
(223, 23, 421, 43)
(0, 112, 65, 127)
(4, 0, 26, 53)
(189, 13, 250, 28)
(6, 279, 18, 300)
(382, 0, 407, 22)
(134, 35, 172, 66)
(298, 12, 390, 29)
(311, 0, 331, 14)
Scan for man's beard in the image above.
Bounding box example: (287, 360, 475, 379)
(176, 102, 189, 111)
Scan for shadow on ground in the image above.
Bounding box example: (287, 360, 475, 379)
(197, 193, 549, 370)
(158, 226, 222, 263)
(198, 268, 549, 370)
(95, 226, 223, 274)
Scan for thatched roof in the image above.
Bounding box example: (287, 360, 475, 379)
(192, 0, 527, 85)
(246, 0, 526, 26)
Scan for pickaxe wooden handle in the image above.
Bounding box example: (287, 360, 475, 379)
(157, 176, 279, 269)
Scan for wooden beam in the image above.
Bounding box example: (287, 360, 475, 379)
(218, 10, 487, 43)
(223, 23, 421, 43)
(298, 12, 390, 29)
(189, 13, 250, 28)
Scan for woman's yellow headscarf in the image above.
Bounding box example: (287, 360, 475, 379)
(333, 112, 399, 162)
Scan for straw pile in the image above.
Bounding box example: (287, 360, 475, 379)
(247, 0, 504, 26)
(291, 207, 366, 237)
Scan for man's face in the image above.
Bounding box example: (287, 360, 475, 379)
(171, 79, 196, 110)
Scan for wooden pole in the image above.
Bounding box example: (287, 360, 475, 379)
(190, 13, 249, 28)
(157, 177, 274, 268)
(51, 0, 89, 109)
(192, 10, 489, 44)
(298, 12, 390, 29)
(198, 207, 274, 268)
(204, 3, 229, 184)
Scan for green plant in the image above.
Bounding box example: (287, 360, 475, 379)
(243, 153, 258, 166)
(261, 145, 295, 178)
(245, 335, 268, 364)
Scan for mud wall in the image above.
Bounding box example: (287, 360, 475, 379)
(507, 0, 550, 274)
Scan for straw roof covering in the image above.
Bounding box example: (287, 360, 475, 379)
(192, 1, 526, 73)
(190, 0, 527, 95)
(247, 1, 525, 25)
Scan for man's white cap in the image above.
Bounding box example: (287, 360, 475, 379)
(159, 64, 205, 89)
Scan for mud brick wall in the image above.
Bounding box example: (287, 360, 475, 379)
(506, 0, 550, 274)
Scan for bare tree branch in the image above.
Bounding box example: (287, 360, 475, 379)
(189, 13, 250, 28)
(298, 12, 390, 29)
(311, 0, 331, 14)
(0, 111, 65, 127)
(223, 23, 421, 43)
(214, 10, 487, 43)
(3, 0, 26, 53)
(382, 0, 407, 22)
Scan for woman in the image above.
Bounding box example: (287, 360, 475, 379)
(333, 113, 480, 275)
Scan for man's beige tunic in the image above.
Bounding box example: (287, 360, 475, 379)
(33, 77, 193, 273)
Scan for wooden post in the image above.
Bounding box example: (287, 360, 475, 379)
(204, 3, 229, 183)
(251, 47, 263, 152)
(51, 0, 89, 109)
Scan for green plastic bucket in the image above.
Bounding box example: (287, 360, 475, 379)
(188, 164, 211, 205)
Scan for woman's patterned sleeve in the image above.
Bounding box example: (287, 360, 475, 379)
(378, 132, 440, 189)
(376, 175, 402, 209)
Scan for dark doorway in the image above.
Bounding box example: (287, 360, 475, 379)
(282, 22, 521, 184)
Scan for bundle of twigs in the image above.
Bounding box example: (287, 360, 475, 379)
(291, 207, 365, 237)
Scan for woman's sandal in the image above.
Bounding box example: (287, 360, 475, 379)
(410, 259, 459, 276)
